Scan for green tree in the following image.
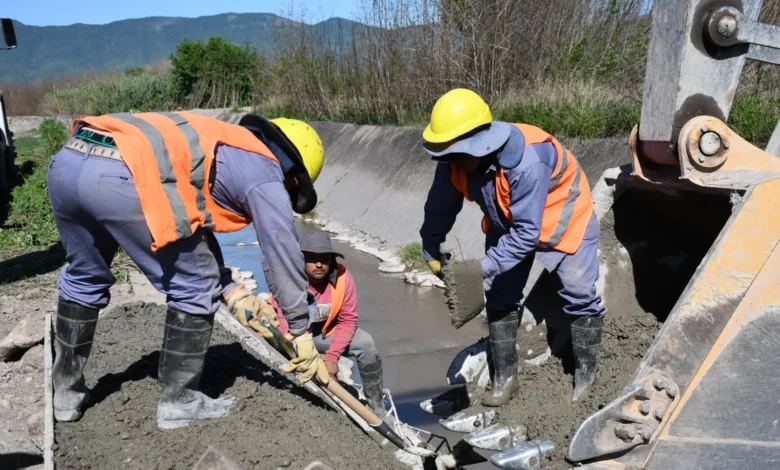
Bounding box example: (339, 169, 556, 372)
(170, 37, 260, 109)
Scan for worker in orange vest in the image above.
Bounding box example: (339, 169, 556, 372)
(419, 89, 607, 406)
(47, 112, 329, 429)
(272, 230, 386, 416)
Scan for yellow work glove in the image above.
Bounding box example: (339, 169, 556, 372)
(282, 333, 330, 385)
(427, 260, 442, 278)
(226, 287, 279, 337)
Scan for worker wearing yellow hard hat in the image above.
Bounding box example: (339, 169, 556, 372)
(419, 89, 606, 406)
(48, 111, 327, 429)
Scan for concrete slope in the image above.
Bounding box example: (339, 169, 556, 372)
(310, 121, 631, 260)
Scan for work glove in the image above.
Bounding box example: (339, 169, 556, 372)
(427, 260, 443, 278)
(226, 287, 279, 337)
(282, 333, 330, 385)
(427, 252, 452, 279)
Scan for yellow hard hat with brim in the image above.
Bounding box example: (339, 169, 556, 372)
(423, 88, 492, 144)
(422, 89, 511, 159)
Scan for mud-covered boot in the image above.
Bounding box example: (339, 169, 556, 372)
(52, 299, 99, 422)
(482, 309, 519, 407)
(571, 315, 604, 402)
(157, 307, 238, 429)
(359, 358, 386, 417)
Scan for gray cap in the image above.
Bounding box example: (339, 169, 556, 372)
(299, 229, 344, 258)
(423, 121, 512, 160)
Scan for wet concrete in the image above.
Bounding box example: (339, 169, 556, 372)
(53, 302, 405, 470)
(218, 224, 495, 467)
(441, 260, 485, 330)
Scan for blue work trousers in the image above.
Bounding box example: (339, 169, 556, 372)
(486, 212, 606, 318)
(47, 148, 223, 315)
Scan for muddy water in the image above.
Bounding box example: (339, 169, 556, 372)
(218, 224, 498, 467)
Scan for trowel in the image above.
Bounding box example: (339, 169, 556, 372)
(441, 260, 486, 329)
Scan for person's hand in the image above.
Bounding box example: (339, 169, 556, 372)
(325, 360, 339, 379)
(427, 260, 442, 278)
(282, 334, 330, 384)
(226, 287, 279, 329)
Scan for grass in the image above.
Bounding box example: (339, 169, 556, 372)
(398, 242, 425, 271)
(43, 72, 177, 116)
(0, 120, 66, 251)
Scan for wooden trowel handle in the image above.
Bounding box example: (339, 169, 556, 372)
(258, 317, 407, 450)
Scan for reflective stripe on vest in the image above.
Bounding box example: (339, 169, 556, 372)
(158, 112, 214, 230)
(321, 264, 347, 338)
(449, 123, 593, 254)
(72, 112, 279, 250)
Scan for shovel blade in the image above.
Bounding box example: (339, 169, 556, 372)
(441, 261, 485, 329)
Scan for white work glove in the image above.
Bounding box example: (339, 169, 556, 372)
(226, 287, 279, 338)
(282, 333, 330, 385)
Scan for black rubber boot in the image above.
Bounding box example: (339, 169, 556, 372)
(359, 358, 386, 417)
(157, 307, 238, 429)
(571, 315, 604, 402)
(482, 309, 519, 407)
(52, 299, 99, 422)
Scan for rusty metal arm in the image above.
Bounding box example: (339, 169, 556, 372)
(707, 6, 780, 65)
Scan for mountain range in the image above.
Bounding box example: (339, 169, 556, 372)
(0, 13, 361, 81)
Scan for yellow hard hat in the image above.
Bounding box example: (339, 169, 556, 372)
(423, 89, 492, 144)
(271, 118, 325, 183)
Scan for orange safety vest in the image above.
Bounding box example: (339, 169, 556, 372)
(72, 112, 279, 251)
(450, 123, 593, 254)
(321, 264, 347, 338)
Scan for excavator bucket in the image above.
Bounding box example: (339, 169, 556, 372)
(566, 0, 780, 466)
(568, 177, 780, 467)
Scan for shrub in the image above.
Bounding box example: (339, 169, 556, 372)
(39, 119, 68, 157)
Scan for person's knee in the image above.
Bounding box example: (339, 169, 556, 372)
(58, 273, 112, 310)
(352, 330, 380, 364)
(167, 289, 222, 315)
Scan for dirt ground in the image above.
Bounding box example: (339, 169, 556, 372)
(53, 302, 404, 470)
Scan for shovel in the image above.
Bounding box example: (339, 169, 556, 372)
(258, 317, 408, 450)
(441, 260, 486, 329)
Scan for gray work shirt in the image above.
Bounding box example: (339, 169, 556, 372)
(210, 144, 312, 335)
(419, 126, 560, 307)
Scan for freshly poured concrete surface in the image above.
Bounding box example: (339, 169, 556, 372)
(53, 302, 405, 470)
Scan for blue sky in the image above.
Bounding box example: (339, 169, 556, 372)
(3, 0, 361, 26)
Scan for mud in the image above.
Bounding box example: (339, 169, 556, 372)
(54, 302, 404, 470)
(441, 260, 485, 330)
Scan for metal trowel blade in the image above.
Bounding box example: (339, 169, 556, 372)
(441, 260, 485, 329)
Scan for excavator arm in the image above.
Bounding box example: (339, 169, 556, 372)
(569, 1, 780, 468)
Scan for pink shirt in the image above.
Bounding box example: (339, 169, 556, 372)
(275, 267, 359, 364)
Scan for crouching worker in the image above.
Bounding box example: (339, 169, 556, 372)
(273, 230, 386, 416)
